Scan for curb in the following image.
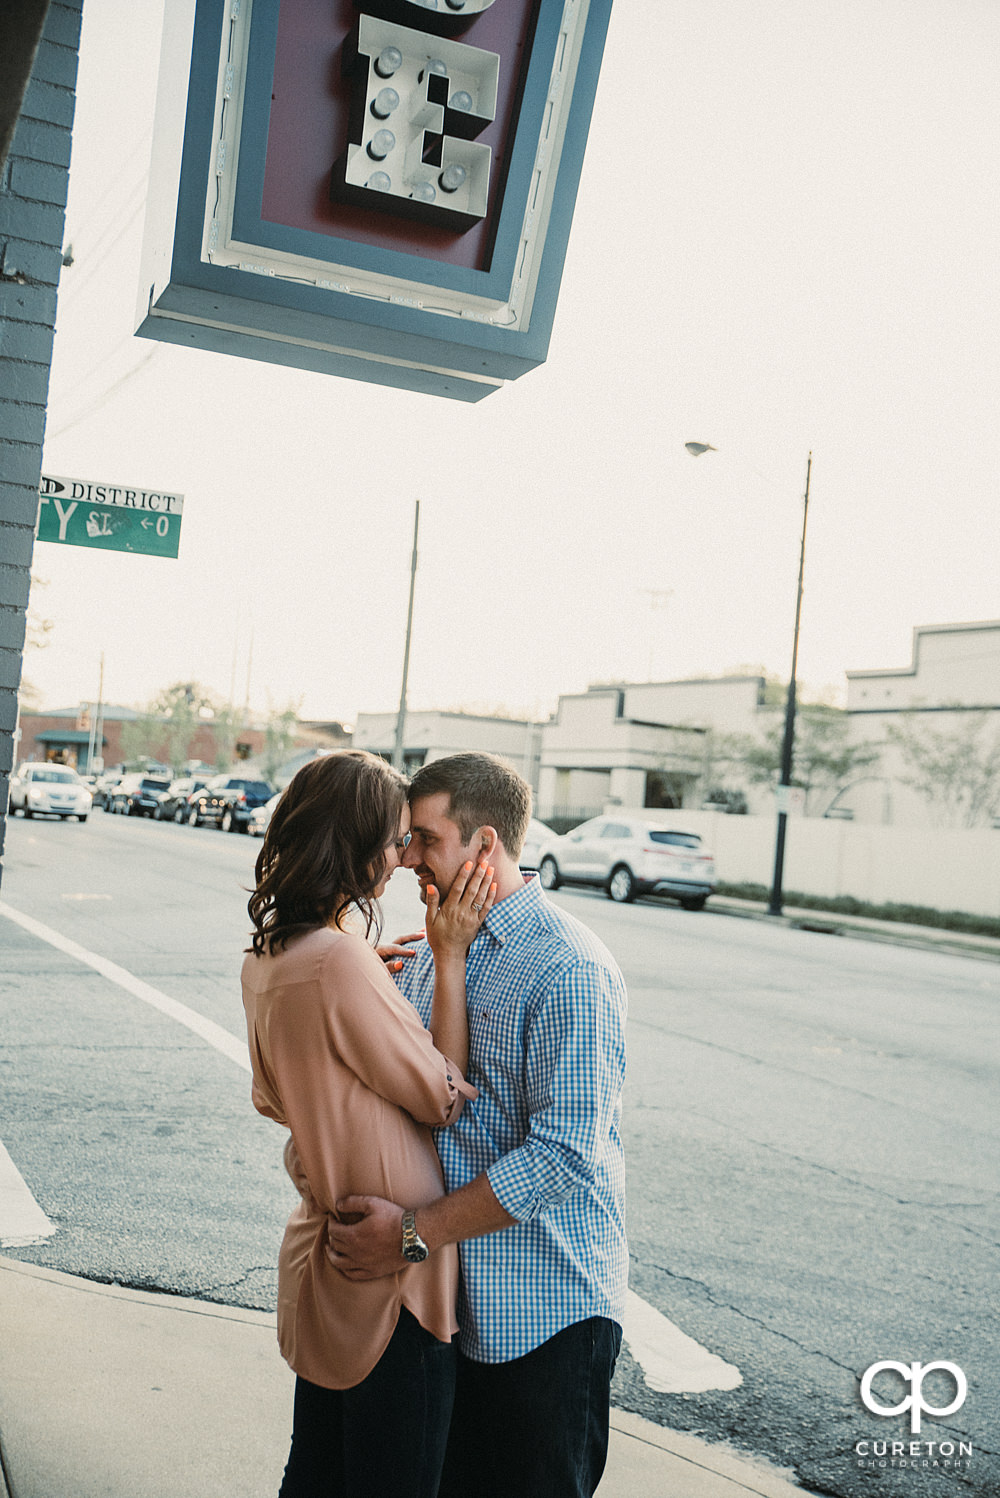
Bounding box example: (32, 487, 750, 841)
(0, 1258, 822, 1498)
(707, 899, 1000, 963)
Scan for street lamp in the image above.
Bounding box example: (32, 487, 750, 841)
(769, 453, 812, 916)
(684, 445, 813, 917)
(392, 499, 420, 771)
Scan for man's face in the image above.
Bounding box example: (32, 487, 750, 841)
(402, 791, 482, 903)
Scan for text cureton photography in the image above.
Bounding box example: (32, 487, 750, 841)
(853, 1439, 973, 1473)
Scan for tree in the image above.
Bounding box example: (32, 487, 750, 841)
(695, 728, 749, 812)
(209, 703, 242, 771)
(153, 682, 214, 774)
(18, 574, 54, 711)
(262, 703, 302, 784)
(119, 711, 167, 769)
(120, 682, 219, 773)
(887, 710, 1000, 828)
(729, 706, 881, 815)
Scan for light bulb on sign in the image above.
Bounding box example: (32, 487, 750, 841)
(411, 181, 437, 202)
(375, 47, 403, 78)
(371, 88, 400, 119)
(439, 163, 467, 193)
(450, 91, 473, 112)
(367, 172, 392, 192)
(368, 130, 396, 160)
(420, 58, 448, 81)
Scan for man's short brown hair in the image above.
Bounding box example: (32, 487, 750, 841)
(408, 753, 532, 860)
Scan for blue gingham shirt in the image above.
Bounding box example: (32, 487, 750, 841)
(398, 875, 628, 1362)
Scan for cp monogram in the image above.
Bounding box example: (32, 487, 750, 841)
(860, 1360, 967, 1435)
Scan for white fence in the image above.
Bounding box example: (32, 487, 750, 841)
(648, 810, 1000, 919)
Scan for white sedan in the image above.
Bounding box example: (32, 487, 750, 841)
(9, 763, 93, 821)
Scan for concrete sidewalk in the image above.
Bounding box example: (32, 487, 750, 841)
(0, 1255, 815, 1498)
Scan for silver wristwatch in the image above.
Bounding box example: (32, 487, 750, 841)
(401, 1209, 429, 1264)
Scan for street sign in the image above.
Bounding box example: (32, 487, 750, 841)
(36, 474, 184, 558)
(774, 784, 806, 816)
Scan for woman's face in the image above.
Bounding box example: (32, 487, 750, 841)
(372, 804, 412, 899)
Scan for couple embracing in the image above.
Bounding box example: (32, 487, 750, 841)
(242, 750, 628, 1497)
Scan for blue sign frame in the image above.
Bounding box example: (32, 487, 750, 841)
(137, 0, 613, 400)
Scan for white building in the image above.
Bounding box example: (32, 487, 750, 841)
(346, 621, 1000, 836)
(843, 620, 1000, 827)
(536, 677, 768, 826)
(352, 709, 542, 787)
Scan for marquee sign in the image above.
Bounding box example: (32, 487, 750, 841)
(136, 0, 612, 400)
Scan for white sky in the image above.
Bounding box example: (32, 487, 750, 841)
(26, 0, 1000, 725)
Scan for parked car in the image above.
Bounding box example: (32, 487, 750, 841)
(185, 774, 274, 832)
(247, 790, 283, 837)
(519, 817, 554, 872)
(536, 814, 716, 909)
(91, 773, 123, 810)
(108, 773, 172, 817)
(9, 762, 92, 821)
(155, 777, 209, 821)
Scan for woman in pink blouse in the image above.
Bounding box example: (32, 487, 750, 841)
(242, 751, 494, 1498)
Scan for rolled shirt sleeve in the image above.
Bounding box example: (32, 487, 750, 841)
(485, 959, 627, 1222)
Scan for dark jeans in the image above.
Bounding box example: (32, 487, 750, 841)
(278, 1308, 456, 1498)
(438, 1317, 622, 1498)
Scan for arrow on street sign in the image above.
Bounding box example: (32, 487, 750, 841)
(36, 473, 184, 558)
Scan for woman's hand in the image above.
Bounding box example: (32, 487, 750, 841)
(375, 931, 425, 974)
(425, 862, 496, 961)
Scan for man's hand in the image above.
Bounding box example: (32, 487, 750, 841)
(326, 1195, 406, 1280)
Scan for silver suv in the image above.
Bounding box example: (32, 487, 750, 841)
(537, 815, 716, 910)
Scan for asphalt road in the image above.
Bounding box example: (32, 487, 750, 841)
(0, 810, 996, 1496)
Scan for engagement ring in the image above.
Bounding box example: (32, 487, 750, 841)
(472, 902, 483, 912)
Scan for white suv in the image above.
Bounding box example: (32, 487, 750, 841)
(9, 763, 93, 822)
(537, 815, 716, 910)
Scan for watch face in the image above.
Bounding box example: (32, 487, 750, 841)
(401, 1211, 429, 1263)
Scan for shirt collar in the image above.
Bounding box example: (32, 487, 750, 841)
(478, 872, 543, 948)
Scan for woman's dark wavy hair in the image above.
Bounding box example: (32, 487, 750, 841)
(247, 751, 408, 957)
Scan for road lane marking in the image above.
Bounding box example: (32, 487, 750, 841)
(3, 899, 738, 1394)
(0, 901, 251, 1074)
(0, 1140, 57, 1248)
(624, 1289, 743, 1393)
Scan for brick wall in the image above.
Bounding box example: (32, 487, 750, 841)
(0, 0, 82, 886)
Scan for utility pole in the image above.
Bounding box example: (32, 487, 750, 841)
(768, 453, 812, 917)
(86, 652, 105, 774)
(392, 500, 420, 771)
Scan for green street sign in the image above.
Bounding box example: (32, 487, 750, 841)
(36, 473, 184, 558)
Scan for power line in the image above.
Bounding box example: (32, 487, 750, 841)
(47, 348, 160, 440)
(57, 198, 147, 307)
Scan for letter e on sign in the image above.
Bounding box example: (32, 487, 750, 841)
(331, 12, 499, 231)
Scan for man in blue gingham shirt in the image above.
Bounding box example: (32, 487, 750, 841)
(328, 754, 628, 1498)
